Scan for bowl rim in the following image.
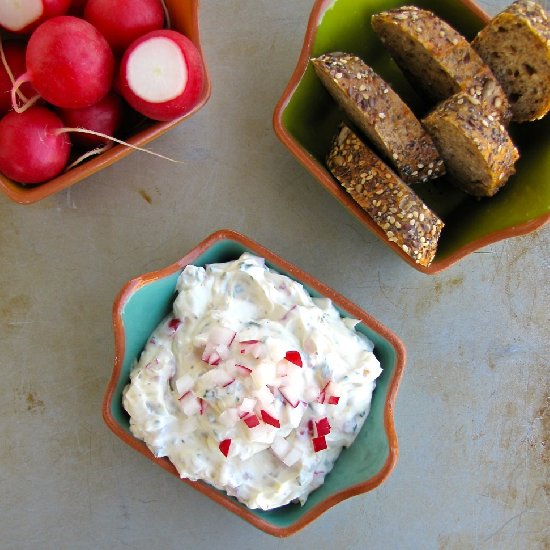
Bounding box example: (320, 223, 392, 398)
(272, 0, 550, 275)
(102, 228, 406, 537)
(0, 0, 212, 205)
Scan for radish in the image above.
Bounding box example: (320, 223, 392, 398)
(69, 0, 89, 16)
(57, 92, 124, 148)
(0, 0, 71, 34)
(119, 29, 204, 122)
(84, 0, 164, 55)
(16, 16, 115, 110)
(0, 41, 35, 116)
(0, 106, 71, 184)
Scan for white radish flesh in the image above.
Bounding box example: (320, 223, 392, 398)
(119, 30, 204, 122)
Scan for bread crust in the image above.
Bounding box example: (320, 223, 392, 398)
(326, 124, 444, 267)
(423, 92, 519, 197)
(371, 6, 511, 123)
(312, 52, 445, 184)
(473, 0, 550, 122)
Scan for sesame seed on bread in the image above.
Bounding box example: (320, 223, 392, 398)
(311, 52, 445, 184)
(326, 124, 444, 267)
(371, 6, 511, 123)
(423, 91, 519, 197)
(472, 0, 550, 122)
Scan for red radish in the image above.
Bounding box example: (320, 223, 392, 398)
(84, 0, 164, 55)
(284, 350, 302, 367)
(58, 93, 124, 148)
(69, 0, 89, 16)
(328, 396, 340, 405)
(0, 41, 35, 115)
(316, 417, 331, 437)
(0, 0, 71, 34)
(20, 16, 115, 109)
(198, 398, 207, 415)
(279, 387, 300, 408)
(179, 392, 201, 416)
(174, 375, 194, 396)
(312, 435, 327, 453)
(242, 414, 260, 429)
(219, 439, 231, 457)
(0, 106, 70, 184)
(119, 29, 204, 122)
(167, 317, 182, 332)
(235, 364, 252, 376)
(260, 410, 280, 428)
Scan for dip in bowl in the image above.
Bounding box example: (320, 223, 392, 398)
(103, 229, 405, 536)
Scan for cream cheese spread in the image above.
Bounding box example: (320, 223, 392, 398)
(123, 253, 382, 510)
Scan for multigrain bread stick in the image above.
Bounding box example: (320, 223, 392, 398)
(473, 0, 550, 122)
(371, 6, 511, 122)
(311, 52, 445, 184)
(326, 124, 444, 267)
(423, 91, 519, 197)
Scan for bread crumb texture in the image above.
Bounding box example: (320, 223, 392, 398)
(473, 0, 550, 122)
(371, 5, 511, 122)
(423, 92, 520, 197)
(326, 124, 444, 267)
(311, 52, 445, 184)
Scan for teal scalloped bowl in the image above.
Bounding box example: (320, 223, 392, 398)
(273, 0, 550, 274)
(103, 229, 406, 537)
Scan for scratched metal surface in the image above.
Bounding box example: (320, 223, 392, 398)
(0, 1, 548, 549)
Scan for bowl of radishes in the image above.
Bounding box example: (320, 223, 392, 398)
(103, 229, 406, 537)
(0, 0, 211, 204)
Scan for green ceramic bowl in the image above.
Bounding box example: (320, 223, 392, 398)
(273, 0, 550, 274)
(103, 229, 406, 537)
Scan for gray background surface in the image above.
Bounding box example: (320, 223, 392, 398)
(1, 1, 548, 549)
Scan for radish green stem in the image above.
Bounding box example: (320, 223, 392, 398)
(55, 127, 183, 163)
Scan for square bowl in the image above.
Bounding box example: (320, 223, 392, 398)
(103, 229, 406, 537)
(273, 0, 550, 274)
(0, 0, 211, 205)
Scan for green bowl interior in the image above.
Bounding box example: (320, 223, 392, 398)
(282, 0, 550, 262)
(110, 237, 399, 529)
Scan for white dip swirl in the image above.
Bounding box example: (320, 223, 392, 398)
(123, 253, 382, 510)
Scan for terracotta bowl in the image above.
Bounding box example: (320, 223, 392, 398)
(103, 229, 406, 537)
(0, 0, 211, 205)
(273, 0, 550, 274)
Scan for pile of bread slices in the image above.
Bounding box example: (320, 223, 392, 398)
(312, 0, 550, 267)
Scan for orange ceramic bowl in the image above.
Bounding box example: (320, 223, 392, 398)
(273, 0, 550, 274)
(0, 0, 211, 205)
(103, 229, 406, 537)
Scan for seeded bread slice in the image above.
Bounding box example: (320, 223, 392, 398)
(326, 124, 444, 267)
(423, 92, 519, 197)
(311, 52, 445, 184)
(371, 6, 511, 122)
(473, 0, 550, 122)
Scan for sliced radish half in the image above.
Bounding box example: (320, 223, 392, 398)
(0, 0, 71, 34)
(119, 30, 204, 122)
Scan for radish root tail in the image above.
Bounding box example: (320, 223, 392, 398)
(56, 127, 183, 163)
(11, 72, 40, 113)
(0, 39, 29, 103)
(65, 143, 114, 171)
(160, 0, 171, 29)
